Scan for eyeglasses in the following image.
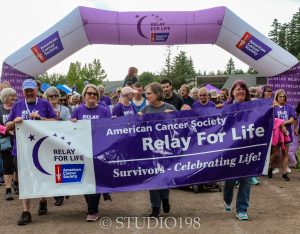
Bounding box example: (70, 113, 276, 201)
(199, 94, 207, 97)
(145, 92, 154, 96)
(49, 95, 58, 99)
(86, 92, 98, 96)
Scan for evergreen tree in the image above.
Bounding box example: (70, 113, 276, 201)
(268, 18, 280, 44)
(139, 72, 160, 87)
(169, 51, 196, 89)
(225, 57, 236, 75)
(161, 46, 172, 79)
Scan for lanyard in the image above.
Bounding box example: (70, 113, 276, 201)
(24, 98, 38, 116)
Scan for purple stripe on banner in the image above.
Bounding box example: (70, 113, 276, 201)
(92, 99, 273, 192)
(1, 62, 34, 98)
(268, 62, 300, 108)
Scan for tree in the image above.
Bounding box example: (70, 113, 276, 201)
(37, 72, 67, 86)
(224, 57, 235, 75)
(66, 59, 107, 93)
(268, 18, 280, 44)
(247, 67, 258, 74)
(138, 72, 160, 87)
(66, 61, 82, 92)
(168, 51, 196, 89)
(268, 8, 300, 59)
(234, 69, 244, 74)
(80, 59, 107, 85)
(161, 46, 173, 79)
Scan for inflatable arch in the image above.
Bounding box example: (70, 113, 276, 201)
(1, 6, 299, 99)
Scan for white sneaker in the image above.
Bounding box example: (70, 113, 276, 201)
(272, 168, 280, 174)
(287, 167, 292, 174)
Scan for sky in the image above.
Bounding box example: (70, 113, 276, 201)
(0, 0, 299, 81)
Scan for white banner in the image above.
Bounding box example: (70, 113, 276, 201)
(16, 121, 95, 199)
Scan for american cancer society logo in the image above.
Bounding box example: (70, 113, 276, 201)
(236, 32, 272, 60)
(136, 14, 170, 42)
(31, 31, 64, 63)
(28, 133, 84, 184)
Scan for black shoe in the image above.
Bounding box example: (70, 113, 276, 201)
(268, 168, 273, 178)
(5, 192, 13, 201)
(162, 199, 170, 213)
(17, 211, 32, 226)
(54, 196, 64, 206)
(282, 174, 290, 181)
(149, 207, 160, 217)
(103, 193, 112, 201)
(12, 182, 19, 195)
(38, 200, 48, 215)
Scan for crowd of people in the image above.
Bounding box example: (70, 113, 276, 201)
(0, 66, 299, 225)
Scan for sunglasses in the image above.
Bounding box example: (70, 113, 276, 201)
(49, 95, 58, 99)
(266, 90, 272, 93)
(86, 92, 98, 96)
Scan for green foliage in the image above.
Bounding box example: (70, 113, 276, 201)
(224, 57, 236, 75)
(37, 72, 67, 86)
(247, 67, 258, 74)
(139, 72, 160, 87)
(66, 59, 107, 93)
(161, 51, 196, 89)
(269, 8, 300, 59)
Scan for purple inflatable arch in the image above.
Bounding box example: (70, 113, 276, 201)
(1, 6, 299, 100)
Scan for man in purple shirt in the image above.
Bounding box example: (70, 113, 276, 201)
(6, 79, 56, 226)
(191, 87, 216, 109)
(97, 85, 112, 106)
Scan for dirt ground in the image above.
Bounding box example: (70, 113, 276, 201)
(0, 170, 300, 234)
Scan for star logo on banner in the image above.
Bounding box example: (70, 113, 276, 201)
(28, 134, 35, 141)
(53, 133, 71, 146)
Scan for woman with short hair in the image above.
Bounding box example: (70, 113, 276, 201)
(71, 84, 111, 222)
(140, 82, 176, 217)
(44, 87, 71, 121)
(0, 88, 17, 200)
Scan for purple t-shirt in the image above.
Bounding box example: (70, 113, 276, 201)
(7, 98, 57, 156)
(191, 101, 215, 109)
(100, 96, 112, 106)
(72, 104, 111, 120)
(274, 105, 297, 143)
(112, 103, 136, 117)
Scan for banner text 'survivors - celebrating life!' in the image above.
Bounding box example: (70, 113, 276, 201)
(16, 100, 273, 199)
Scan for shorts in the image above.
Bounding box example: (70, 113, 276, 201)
(0, 151, 15, 175)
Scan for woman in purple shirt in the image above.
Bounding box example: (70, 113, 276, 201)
(71, 84, 111, 222)
(268, 89, 296, 181)
(112, 87, 136, 117)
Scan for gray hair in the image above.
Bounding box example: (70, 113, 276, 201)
(82, 84, 100, 101)
(145, 82, 164, 101)
(44, 86, 61, 100)
(0, 87, 17, 103)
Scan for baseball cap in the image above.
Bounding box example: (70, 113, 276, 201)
(209, 90, 219, 99)
(22, 79, 37, 90)
(121, 87, 137, 95)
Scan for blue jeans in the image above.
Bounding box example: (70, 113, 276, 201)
(84, 193, 101, 214)
(223, 177, 251, 213)
(149, 189, 169, 208)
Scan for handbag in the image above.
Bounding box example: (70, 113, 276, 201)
(0, 136, 12, 151)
